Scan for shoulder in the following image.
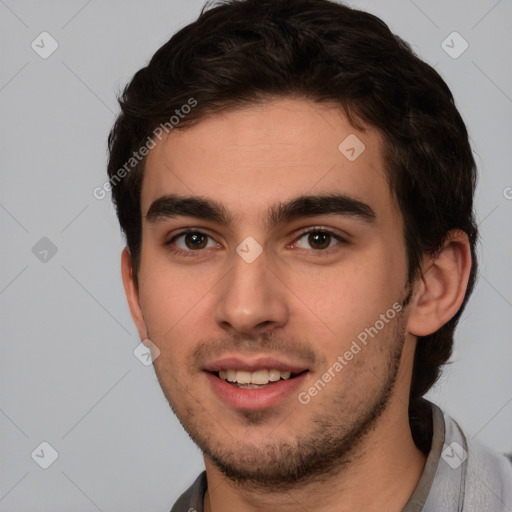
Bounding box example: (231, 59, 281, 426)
(443, 410, 512, 511)
(463, 432, 512, 510)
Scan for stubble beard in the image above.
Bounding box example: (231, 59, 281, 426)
(154, 310, 409, 493)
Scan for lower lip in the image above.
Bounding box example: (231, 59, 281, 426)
(205, 371, 308, 410)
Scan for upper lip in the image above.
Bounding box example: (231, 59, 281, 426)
(204, 355, 310, 374)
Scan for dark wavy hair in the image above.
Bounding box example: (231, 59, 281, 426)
(107, 0, 478, 451)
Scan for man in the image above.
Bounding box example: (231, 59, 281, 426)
(106, 0, 512, 510)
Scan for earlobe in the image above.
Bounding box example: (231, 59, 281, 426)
(407, 230, 472, 337)
(121, 248, 148, 340)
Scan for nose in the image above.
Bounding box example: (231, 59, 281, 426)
(213, 250, 289, 337)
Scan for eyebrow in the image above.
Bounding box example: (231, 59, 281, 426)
(145, 194, 376, 227)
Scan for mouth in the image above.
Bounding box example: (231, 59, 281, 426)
(210, 368, 308, 389)
(203, 357, 310, 410)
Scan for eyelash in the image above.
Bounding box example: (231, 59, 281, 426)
(164, 229, 219, 257)
(165, 227, 348, 257)
(290, 227, 348, 255)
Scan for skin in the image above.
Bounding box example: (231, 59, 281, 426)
(121, 98, 472, 512)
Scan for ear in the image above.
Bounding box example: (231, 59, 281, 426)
(121, 247, 148, 340)
(407, 230, 472, 337)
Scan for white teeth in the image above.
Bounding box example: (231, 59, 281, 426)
(235, 370, 251, 384)
(218, 368, 295, 385)
(268, 369, 281, 382)
(251, 369, 270, 384)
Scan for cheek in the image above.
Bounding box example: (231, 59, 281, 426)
(285, 250, 405, 349)
(136, 254, 221, 345)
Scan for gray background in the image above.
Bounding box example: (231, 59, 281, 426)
(1, 0, 511, 510)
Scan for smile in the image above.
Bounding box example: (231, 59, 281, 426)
(215, 368, 304, 388)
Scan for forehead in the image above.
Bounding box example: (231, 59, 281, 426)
(141, 98, 394, 224)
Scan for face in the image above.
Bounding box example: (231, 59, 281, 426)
(125, 98, 417, 488)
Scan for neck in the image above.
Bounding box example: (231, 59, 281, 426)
(203, 398, 427, 512)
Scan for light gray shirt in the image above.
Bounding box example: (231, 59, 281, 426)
(170, 402, 512, 511)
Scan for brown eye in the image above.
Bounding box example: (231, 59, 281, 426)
(291, 229, 344, 252)
(308, 232, 331, 250)
(169, 231, 217, 252)
(184, 232, 208, 249)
